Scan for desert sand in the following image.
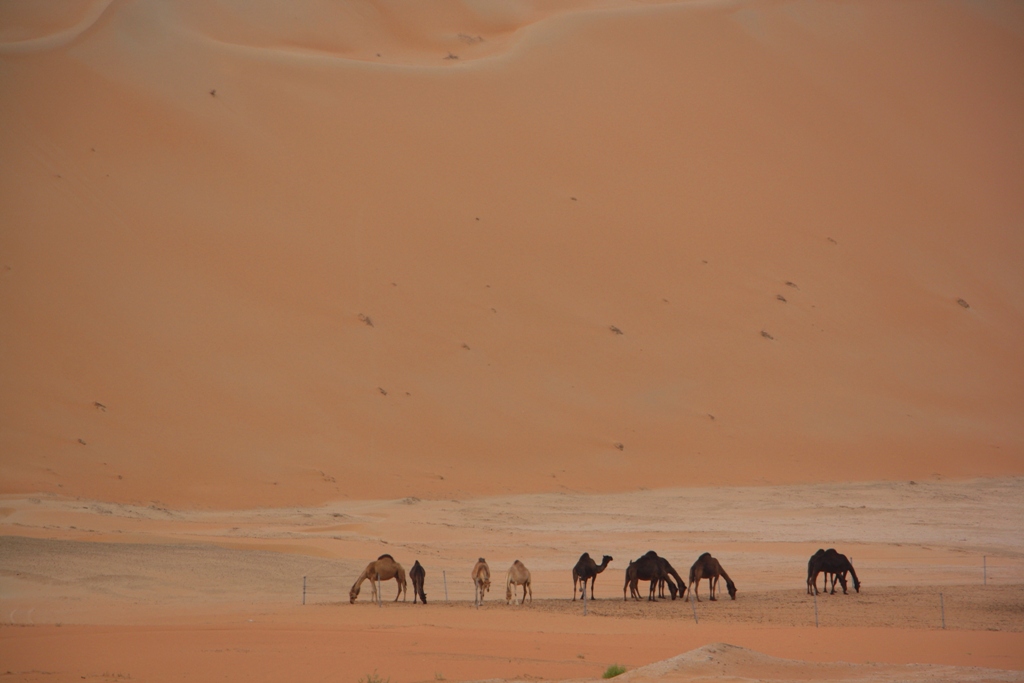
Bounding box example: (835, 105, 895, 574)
(1, 0, 1022, 681)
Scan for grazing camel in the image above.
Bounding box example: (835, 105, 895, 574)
(623, 551, 683, 601)
(623, 561, 641, 599)
(807, 548, 860, 595)
(653, 554, 688, 599)
(506, 560, 533, 605)
(349, 554, 407, 604)
(689, 552, 737, 601)
(572, 552, 613, 601)
(807, 548, 843, 595)
(409, 560, 427, 604)
(806, 549, 826, 595)
(472, 558, 491, 605)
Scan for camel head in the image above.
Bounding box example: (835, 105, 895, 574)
(482, 579, 491, 592)
(601, 555, 613, 566)
(349, 585, 360, 604)
(506, 585, 512, 602)
(725, 579, 737, 600)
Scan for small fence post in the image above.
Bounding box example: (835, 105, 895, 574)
(983, 556, 987, 585)
(302, 575, 307, 605)
(690, 588, 699, 624)
(444, 571, 449, 603)
(376, 573, 382, 607)
(813, 591, 819, 628)
(940, 593, 945, 629)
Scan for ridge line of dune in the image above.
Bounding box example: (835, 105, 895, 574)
(177, 0, 734, 69)
(0, 0, 115, 55)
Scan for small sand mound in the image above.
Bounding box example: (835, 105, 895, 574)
(614, 643, 1024, 682)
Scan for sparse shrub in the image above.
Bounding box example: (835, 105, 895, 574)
(359, 672, 389, 683)
(603, 664, 627, 678)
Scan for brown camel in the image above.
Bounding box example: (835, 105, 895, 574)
(506, 559, 532, 605)
(689, 552, 736, 601)
(572, 552, 613, 600)
(409, 560, 427, 604)
(622, 551, 683, 601)
(472, 558, 491, 606)
(807, 548, 860, 595)
(349, 554, 407, 604)
(623, 560, 643, 600)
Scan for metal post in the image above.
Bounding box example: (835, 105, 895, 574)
(690, 589, 699, 624)
(376, 573, 382, 607)
(940, 593, 945, 629)
(813, 592, 819, 628)
(444, 571, 449, 603)
(302, 576, 307, 605)
(983, 556, 987, 586)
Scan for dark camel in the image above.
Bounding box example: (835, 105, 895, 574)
(572, 552, 613, 601)
(622, 551, 685, 601)
(807, 548, 860, 595)
(689, 552, 737, 601)
(410, 560, 427, 604)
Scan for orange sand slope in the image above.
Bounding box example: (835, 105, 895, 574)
(2, 0, 1023, 508)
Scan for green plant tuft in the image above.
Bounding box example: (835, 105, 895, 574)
(602, 664, 627, 678)
(358, 672, 390, 683)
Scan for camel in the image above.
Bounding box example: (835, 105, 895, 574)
(349, 554, 407, 604)
(622, 551, 684, 601)
(506, 559, 533, 605)
(572, 552, 613, 601)
(689, 552, 737, 601)
(807, 548, 860, 595)
(410, 560, 427, 604)
(472, 558, 491, 605)
(807, 549, 843, 595)
(624, 561, 643, 600)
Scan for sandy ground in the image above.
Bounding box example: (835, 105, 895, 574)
(2, 478, 1022, 681)
(2, 0, 1023, 681)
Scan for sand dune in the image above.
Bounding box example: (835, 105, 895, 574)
(585, 643, 1024, 683)
(2, 0, 1022, 508)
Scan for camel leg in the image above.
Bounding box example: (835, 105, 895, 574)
(590, 577, 595, 600)
(693, 577, 702, 602)
(528, 582, 533, 603)
(709, 575, 718, 601)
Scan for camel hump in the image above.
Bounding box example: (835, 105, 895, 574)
(697, 552, 711, 561)
(412, 560, 422, 568)
(378, 553, 394, 561)
(478, 557, 486, 563)
(579, 552, 591, 561)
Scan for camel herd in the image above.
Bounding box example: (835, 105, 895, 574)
(348, 548, 861, 605)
